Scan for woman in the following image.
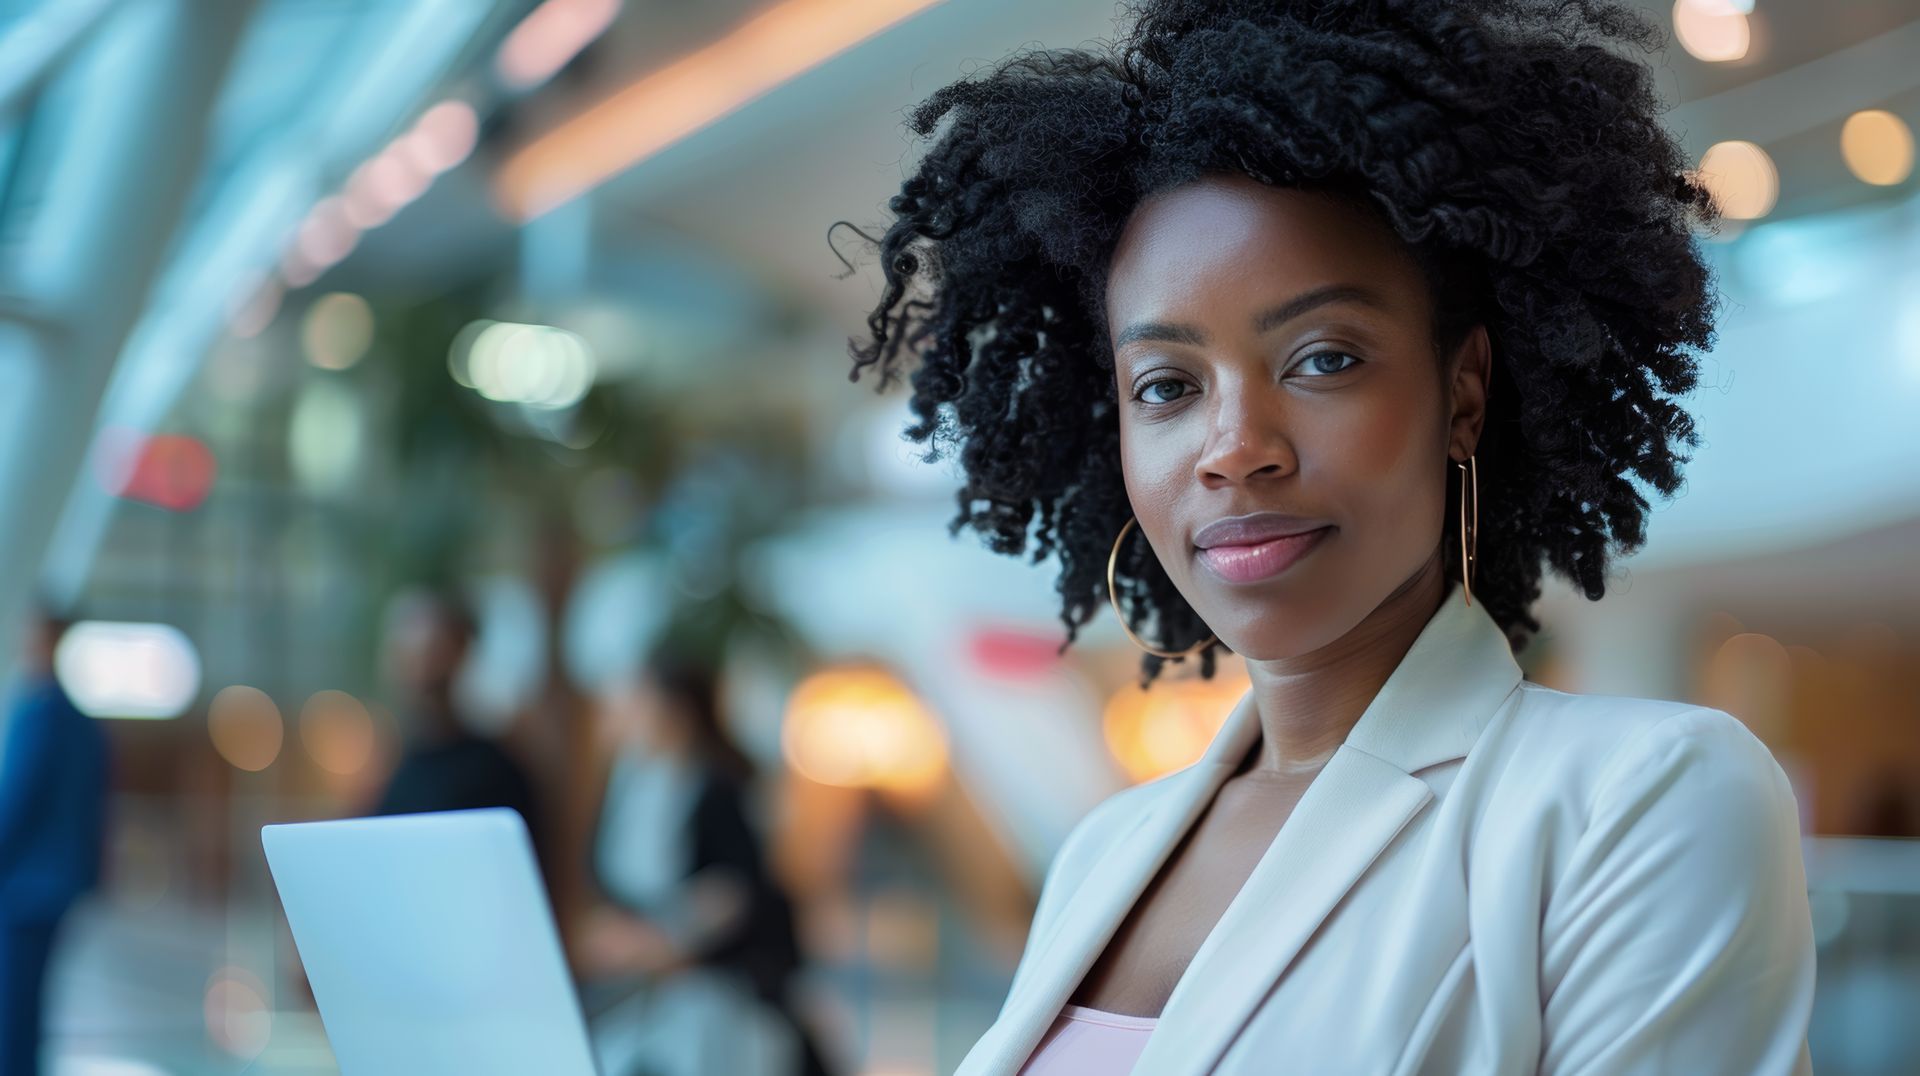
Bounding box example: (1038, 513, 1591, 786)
(580, 649, 832, 1076)
(844, 1, 1815, 1072)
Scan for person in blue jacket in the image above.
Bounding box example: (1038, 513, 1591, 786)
(0, 607, 110, 1076)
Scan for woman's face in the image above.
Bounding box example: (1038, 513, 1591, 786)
(1104, 173, 1486, 662)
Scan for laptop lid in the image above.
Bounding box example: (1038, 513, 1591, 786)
(262, 808, 599, 1076)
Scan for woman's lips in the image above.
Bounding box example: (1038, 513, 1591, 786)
(1195, 527, 1331, 584)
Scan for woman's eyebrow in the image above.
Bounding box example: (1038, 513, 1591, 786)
(1252, 283, 1390, 332)
(1113, 283, 1389, 350)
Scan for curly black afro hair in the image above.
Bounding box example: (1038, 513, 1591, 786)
(842, 0, 1717, 686)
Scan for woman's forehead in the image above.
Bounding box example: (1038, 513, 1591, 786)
(1105, 177, 1425, 331)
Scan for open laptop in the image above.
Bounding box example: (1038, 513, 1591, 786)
(262, 808, 601, 1075)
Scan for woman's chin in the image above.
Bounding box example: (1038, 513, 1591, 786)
(1203, 594, 1378, 663)
(1208, 626, 1333, 665)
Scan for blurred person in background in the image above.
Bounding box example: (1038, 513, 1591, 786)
(0, 606, 109, 1076)
(371, 586, 542, 851)
(846, 0, 1815, 1072)
(576, 644, 832, 1076)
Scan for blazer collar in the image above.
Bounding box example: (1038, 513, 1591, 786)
(967, 583, 1522, 1075)
(1198, 579, 1524, 777)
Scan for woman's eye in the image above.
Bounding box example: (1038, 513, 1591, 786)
(1137, 378, 1191, 404)
(1293, 350, 1361, 377)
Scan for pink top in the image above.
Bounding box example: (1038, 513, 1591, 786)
(1016, 1003, 1159, 1074)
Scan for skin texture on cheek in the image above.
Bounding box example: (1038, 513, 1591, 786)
(1107, 175, 1458, 662)
(1304, 379, 1452, 628)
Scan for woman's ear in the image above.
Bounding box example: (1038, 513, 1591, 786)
(1447, 324, 1492, 460)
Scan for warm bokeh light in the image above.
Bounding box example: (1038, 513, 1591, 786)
(1672, 0, 1750, 63)
(496, 0, 621, 90)
(54, 620, 203, 720)
(203, 965, 272, 1059)
(782, 664, 948, 795)
(299, 291, 374, 370)
(1102, 673, 1248, 783)
(332, 100, 477, 241)
(401, 100, 481, 176)
(497, 0, 945, 219)
(1701, 632, 1794, 745)
(1841, 109, 1915, 187)
(293, 196, 360, 271)
(342, 153, 430, 229)
(208, 685, 285, 772)
(1695, 140, 1778, 220)
(298, 689, 377, 776)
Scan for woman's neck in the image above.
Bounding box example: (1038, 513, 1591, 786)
(1238, 555, 1447, 776)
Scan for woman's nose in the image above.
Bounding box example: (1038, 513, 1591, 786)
(1194, 384, 1297, 486)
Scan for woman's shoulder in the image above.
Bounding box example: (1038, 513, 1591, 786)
(1507, 677, 1718, 729)
(1452, 683, 1810, 974)
(1496, 681, 1778, 780)
(1476, 682, 1798, 847)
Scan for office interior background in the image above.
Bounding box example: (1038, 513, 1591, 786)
(0, 0, 1916, 1073)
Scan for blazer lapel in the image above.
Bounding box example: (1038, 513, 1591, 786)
(1134, 585, 1523, 1074)
(964, 697, 1257, 1074)
(966, 585, 1522, 1075)
(1129, 746, 1433, 1074)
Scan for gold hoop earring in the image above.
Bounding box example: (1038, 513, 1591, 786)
(1455, 454, 1478, 607)
(1106, 516, 1217, 660)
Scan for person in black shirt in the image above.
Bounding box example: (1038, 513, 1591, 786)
(371, 587, 540, 850)
(579, 646, 832, 1076)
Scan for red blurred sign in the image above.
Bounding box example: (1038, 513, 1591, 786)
(967, 626, 1062, 679)
(94, 427, 216, 512)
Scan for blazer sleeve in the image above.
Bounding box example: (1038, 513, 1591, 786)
(1537, 707, 1816, 1075)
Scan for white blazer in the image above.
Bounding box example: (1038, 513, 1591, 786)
(958, 583, 1816, 1075)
